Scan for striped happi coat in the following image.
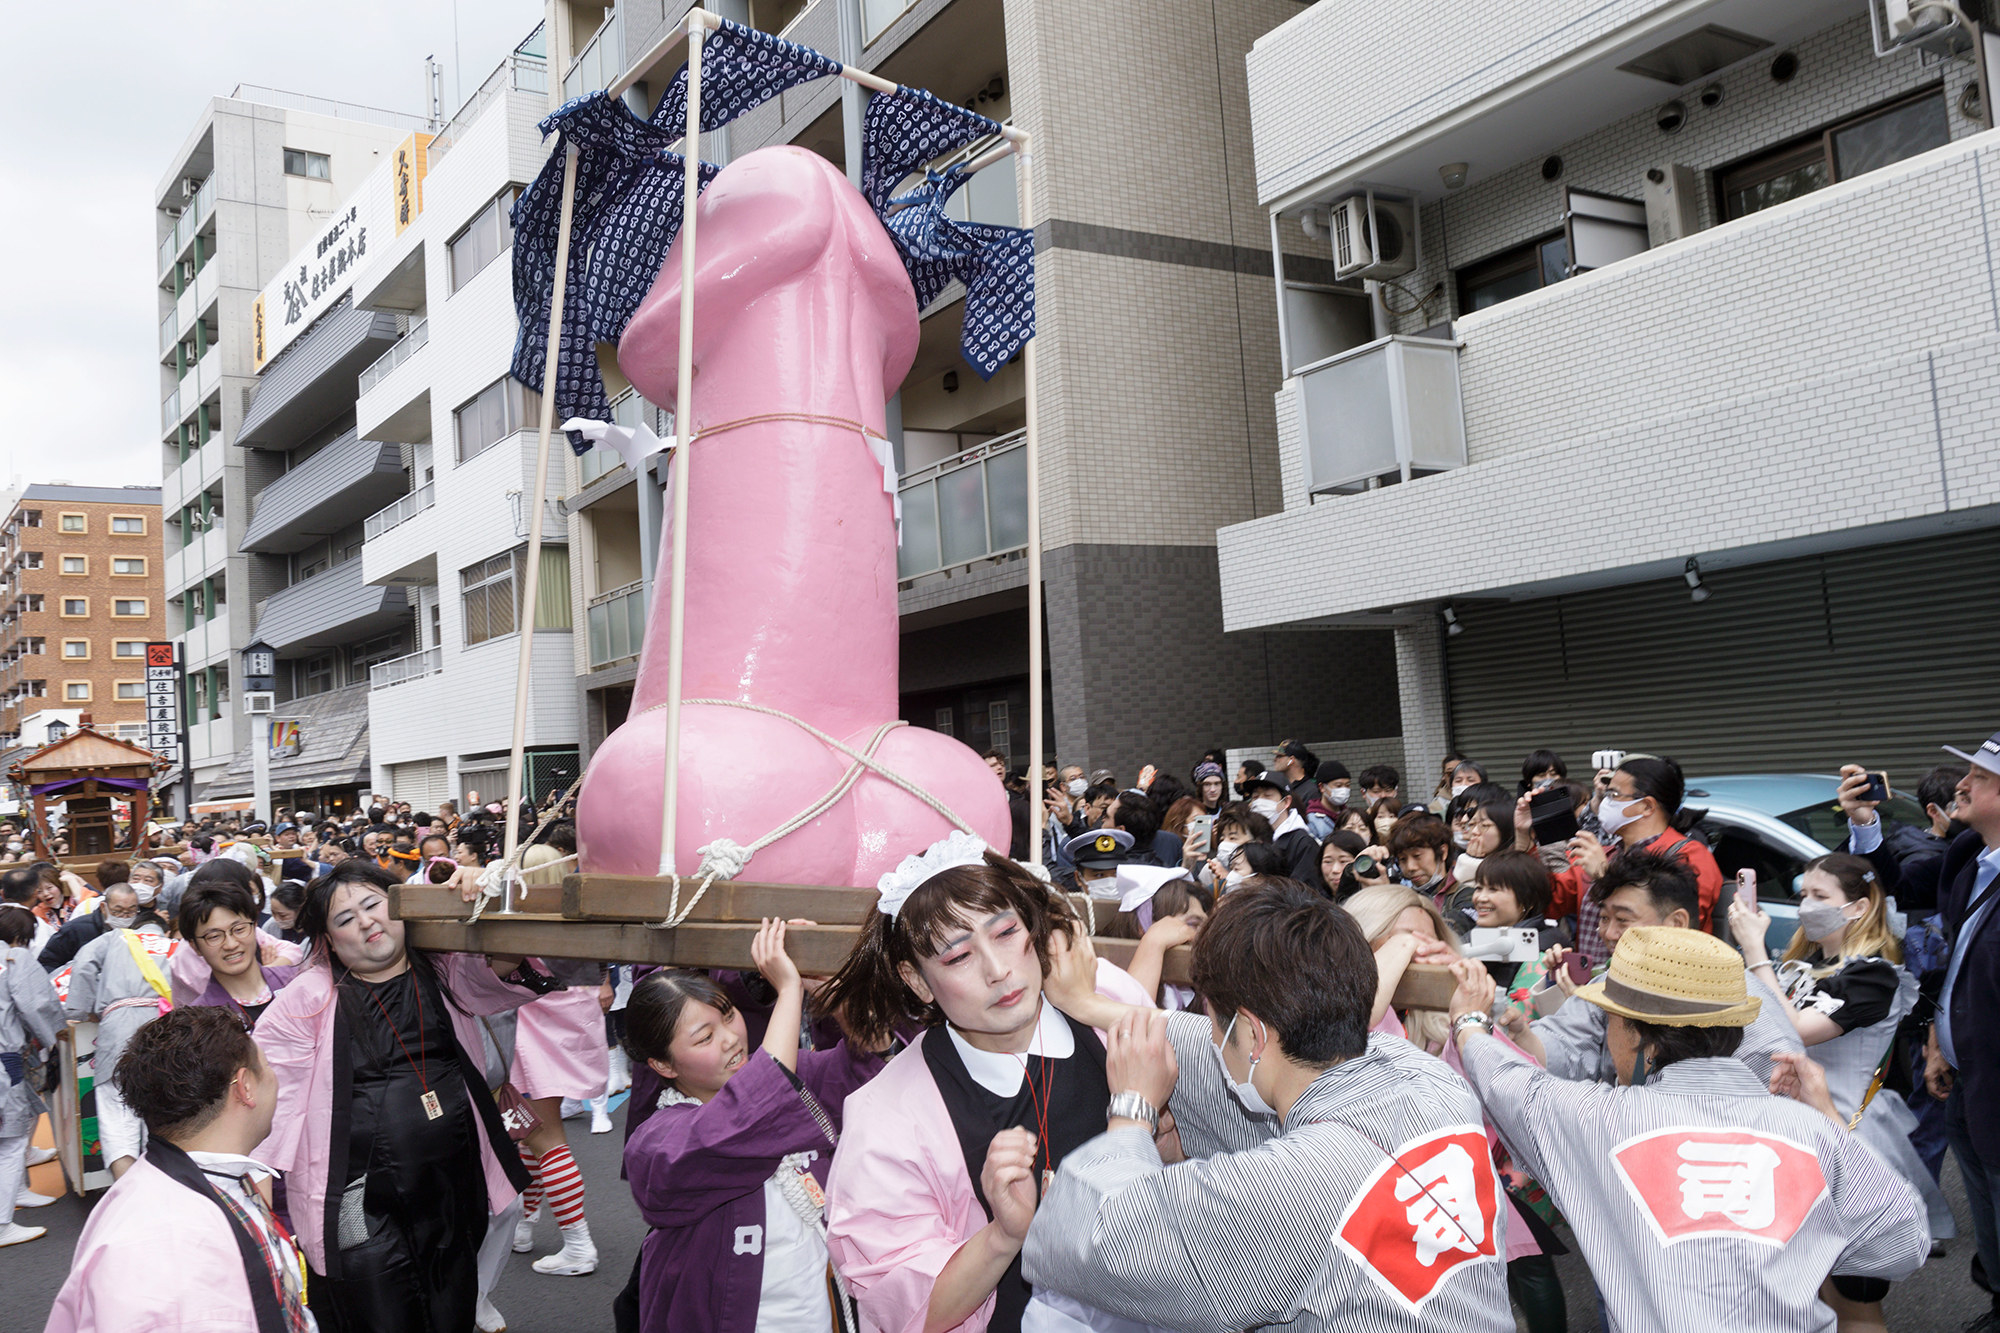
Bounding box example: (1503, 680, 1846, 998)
(1024, 1015, 1513, 1333)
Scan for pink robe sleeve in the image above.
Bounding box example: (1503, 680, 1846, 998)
(251, 977, 324, 1179)
(440, 951, 541, 1016)
(826, 1048, 996, 1333)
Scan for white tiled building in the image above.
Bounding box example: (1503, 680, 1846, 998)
(1218, 0, 2000, 785)
(153, 89, 425, 811)
(356, 28, 583, 810)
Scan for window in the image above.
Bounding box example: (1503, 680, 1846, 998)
(115, 640, 145, 658)
(113, 599, 147, 617)
(116, 681, 145, 700)
(20, 553, 41, 570)
(115, 722, 146, 742)
(461, 551, 519, 646)
(112, 557, 146, 576)
(303, 655, 337, 696)
(19, 511, 39, 528)
(449, 187, 523, 293)
(26, 594, 42, 613)
(454, 377, 539, 464)
(60, 555, 86, 575)
(64, 681, 90, 701)
(283, 148, 331, 180)
(61, 640, 87, 659)
(60, 598, 85, 618)
(934, 707, 954, 737)
(59, 513, 85, 533)
(1719, 87, 1951, 222)
(1458, 232, 1571, 313)
(110, 515, 145, 535)
(24, 638, 44, 655)
(349, 633, 404, 676)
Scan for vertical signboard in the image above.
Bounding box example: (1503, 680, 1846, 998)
(144, 643, 183, 764)
(392, 132, 433, 236)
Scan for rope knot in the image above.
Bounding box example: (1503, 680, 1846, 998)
(695, 838, 753, 882)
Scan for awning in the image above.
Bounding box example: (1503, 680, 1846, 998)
(237, 295, 401, 449)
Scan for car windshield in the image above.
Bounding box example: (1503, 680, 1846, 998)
(1777, 792, 1931, 850)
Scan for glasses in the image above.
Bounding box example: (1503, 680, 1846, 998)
(197, 921, 257, 948)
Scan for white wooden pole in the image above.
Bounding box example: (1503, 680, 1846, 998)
(1019, 132, 1042, 868)
(657, 22, 705, 878)
(500, 142, 581, 906)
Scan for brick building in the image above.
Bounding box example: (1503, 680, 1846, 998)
(0, 485, 166, 751)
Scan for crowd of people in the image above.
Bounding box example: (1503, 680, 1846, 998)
(0, 731, 1993, 1333)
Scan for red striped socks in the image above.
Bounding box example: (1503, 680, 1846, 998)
(538, 1143, 587, 1229)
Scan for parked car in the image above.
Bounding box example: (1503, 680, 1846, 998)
(1683, 774, 1930, 954)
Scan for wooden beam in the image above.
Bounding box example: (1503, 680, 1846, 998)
(560, 874, 879, 924)
(390, 880, 564, 920)
(399, 915, 1461, 1011)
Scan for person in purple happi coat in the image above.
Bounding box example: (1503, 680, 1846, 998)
(622, 919, 888, 1333)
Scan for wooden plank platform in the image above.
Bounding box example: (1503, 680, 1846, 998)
(396, 876, 1463, 1012)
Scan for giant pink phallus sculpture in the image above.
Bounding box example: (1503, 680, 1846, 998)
(574, 145, 1012, 886)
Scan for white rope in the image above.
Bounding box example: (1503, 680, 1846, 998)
(466, 773, 585, 925)
(637, 700, 981, 931)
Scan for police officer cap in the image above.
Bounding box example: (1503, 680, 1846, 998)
(1064, 828, 1134, 868)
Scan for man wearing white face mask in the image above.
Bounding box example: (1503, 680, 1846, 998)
(1029, 881, 1513, 1332)
(1241, 774, 1322, 886)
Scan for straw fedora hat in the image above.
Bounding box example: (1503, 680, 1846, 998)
(1574, 926, 1761, 1028)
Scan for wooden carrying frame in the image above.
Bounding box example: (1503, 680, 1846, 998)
(392, 874, 1460, 1009)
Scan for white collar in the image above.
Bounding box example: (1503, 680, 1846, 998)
(186, 1149, 280, 1184)
(946, 999, 1073, 1098)
(1272, 809, 1307, 839)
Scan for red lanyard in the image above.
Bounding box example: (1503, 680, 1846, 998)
(361, 971, 428, 1098)
(1014, 1016, 1055, 1184)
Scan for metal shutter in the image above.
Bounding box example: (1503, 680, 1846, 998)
(1446, 526, 2000, 786)
(388, 758, 449, 810)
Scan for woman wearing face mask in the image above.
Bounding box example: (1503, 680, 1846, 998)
(1524, 754, 1722, 932)
(818, 835, 1160, 1333)
(1189, 805, 1271, 886)
(62, 878, 178, 1179)
(622, 924, 888, 1333)
(1429, 753, 1468, 814)
(1729, 854, 1954, 1314)
(254, 860, 551, 1333)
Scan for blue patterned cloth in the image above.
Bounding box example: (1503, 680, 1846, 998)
(863, 91, 1035, 379)
(651, 18, 842, 139)
(510, 92, 719, 448)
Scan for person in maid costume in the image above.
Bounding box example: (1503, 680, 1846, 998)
(622, 919, 889, 1333)
(818, 831, 1164, 1333)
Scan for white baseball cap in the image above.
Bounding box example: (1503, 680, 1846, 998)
(1942, 730, 2000, 778)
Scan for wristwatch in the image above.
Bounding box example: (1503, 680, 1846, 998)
(1106, 1090, 1160, 1135)
(1452, 1011, 1495, 1040)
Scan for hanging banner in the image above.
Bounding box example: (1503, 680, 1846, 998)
(250, 159, 397, 371)
(144, 642, 183, 764)
(269, 719, 302, 758)
(393, 132, 434, 236)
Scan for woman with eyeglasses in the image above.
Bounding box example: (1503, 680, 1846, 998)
(177, 871, 304, 1031)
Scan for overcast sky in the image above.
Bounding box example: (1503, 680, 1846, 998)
(0, 0, 547, 494)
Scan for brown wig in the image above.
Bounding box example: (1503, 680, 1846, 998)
(815, 851, 1077, 1048)
(1098, 876, 1214, 940)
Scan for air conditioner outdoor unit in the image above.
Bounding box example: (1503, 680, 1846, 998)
(1330, 191, 1417, 281)
(246, 691, 275, 715)
(181, 179, 196, 199)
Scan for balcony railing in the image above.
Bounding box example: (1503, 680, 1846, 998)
(431, 54, 549, 164)
(370, 645, 442, 690)
(159, 310, 177, 357)
(161, 387, 180, 433)
(1295, 336, 1466, 497)
(358, 317, 428, 395)
(363, 482, 436, 541)
(562, 9, 622, 100)
(897, 429, 1028, 581)
(587, 582, 645, 669)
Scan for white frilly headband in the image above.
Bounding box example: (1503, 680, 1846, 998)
(1112, 864, 1195, 930)
(876, 830, 990, 918)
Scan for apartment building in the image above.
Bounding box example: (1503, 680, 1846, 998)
(351, 25, 584, 811)
(154, 87, 428, 812)
(556, 0, 1399, 782)
(1218, 1, 2000, 786)
(0, 486, 165, 752)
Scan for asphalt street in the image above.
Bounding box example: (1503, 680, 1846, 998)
(2, 1098, 1991, 1333)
